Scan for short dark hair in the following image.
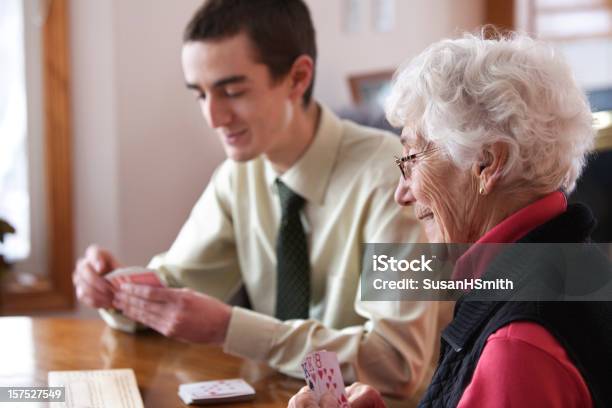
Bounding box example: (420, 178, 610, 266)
(184, 0, 317, 106)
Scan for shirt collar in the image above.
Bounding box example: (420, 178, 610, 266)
(453, 191, 568, 280)
(476, 190, 567, 244)
(264, 104, 343, 205)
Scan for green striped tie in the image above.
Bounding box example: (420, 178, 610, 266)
(275, 179, 310, 320)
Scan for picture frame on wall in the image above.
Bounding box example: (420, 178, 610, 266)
(347, 70, 394, 107)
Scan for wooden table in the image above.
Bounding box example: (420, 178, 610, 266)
(0, 317, 303, 407)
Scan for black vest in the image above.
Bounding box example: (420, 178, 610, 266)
(418, 204, 612, 407)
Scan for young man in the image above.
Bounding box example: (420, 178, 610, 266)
(73, 0, 446, 398)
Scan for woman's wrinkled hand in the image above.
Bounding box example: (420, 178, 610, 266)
(287, 383, 386, 408)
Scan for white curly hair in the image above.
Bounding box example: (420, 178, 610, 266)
(385, 30, 594, 194)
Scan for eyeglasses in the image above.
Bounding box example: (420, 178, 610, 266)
(394, 146, 441, 180)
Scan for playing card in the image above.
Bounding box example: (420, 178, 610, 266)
(105, 267, 165, 291)
(301, 350, 348, 407)
(178, 379, 255, 405)
(319, 351, 349, 408)
(301, 350, 324, 397)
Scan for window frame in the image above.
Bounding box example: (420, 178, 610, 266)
(1, 0, 74, 314)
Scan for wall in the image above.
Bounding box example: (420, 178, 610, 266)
(71, 0, 224, 265)
(70, 0, 483, 266)
(71, 0, 120, 260)
(309, 0, 484, 109)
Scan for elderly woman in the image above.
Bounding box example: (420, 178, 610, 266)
(289, 32, 612, 407)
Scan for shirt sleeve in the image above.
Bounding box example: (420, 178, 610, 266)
(224, 167, 450, 399)
(224, 301, 447, 398)
(99, 161, 243, 330)
(147, 160, 242, 299)
(458, 322, 593, 408)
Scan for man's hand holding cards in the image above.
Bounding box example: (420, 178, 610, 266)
(105, 267, 233, 344)
(105, 266, 165, 292)
(301, 350, 350, 408)
(99, 267, 167, 333)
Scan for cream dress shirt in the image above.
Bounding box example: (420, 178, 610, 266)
(102, 105, 450, 398)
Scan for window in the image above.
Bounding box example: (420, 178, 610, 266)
(0, 0, 74, 314)
(0, 0, 30, 263)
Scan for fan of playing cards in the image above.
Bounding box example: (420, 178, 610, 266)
(178, 379, 256, 405)
(301, 351, 349, 408)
